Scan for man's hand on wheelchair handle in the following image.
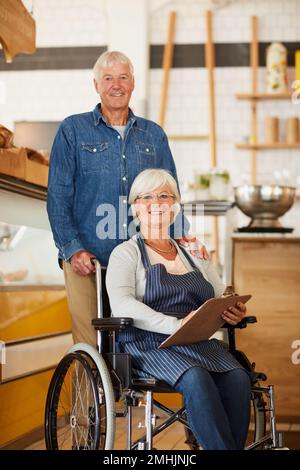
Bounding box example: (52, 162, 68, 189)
(70, 250, 96, 276)
(221, 302, 247, 325)
(177, 235, 209, 260)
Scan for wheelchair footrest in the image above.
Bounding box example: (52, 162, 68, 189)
(132, 377, 157, 386)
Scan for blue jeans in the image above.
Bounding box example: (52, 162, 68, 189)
(175, 366, 251, 450)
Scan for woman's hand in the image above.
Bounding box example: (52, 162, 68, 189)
(222, 302, 247, 325)
(177, 235, 209, 260)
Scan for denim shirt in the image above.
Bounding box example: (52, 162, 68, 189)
(47, 104, 186, 266)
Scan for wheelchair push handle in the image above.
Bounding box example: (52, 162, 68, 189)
(91, 258, 104, 319)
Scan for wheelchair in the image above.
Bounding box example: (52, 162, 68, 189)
(44, 260, 285, 450)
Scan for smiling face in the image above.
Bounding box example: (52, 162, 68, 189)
(94, 62, 134, 114)
(134, 184, 176, 237)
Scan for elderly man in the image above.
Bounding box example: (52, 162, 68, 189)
(47, 50, 207, 346)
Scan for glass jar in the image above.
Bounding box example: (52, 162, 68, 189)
(209, 169, 230, 200)
(194, 172, 211, 200)
(266, 42, 288, 94)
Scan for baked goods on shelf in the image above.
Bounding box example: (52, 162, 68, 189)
(0, 124, 49, 187)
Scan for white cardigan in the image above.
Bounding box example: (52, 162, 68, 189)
(106, 235, 225, 336)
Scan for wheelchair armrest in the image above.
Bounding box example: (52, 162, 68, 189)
(92, 317, 133, 332)
(222, 315, 257, 330)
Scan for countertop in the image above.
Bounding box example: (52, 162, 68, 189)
(232, 231, 300, 242)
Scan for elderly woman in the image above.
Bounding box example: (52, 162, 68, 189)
(106, 168, 251, 450)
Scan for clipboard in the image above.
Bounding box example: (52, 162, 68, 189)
(159, 294, 252, 349)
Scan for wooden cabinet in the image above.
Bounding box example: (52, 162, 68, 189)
(232, 236, 300, 421)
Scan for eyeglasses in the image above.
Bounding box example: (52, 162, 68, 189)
(136, 192, 176, 202)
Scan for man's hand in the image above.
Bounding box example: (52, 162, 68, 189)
(177, 235, 209, 260)
(70, 250, 96, 276)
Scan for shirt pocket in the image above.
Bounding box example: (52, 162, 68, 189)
(136, 141, 157, 170)
(80, 142, 110, 174)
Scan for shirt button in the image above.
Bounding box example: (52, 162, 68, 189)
(145, 148, 149, 152)
(123, 199, 127, 204)
(122, 154, 126, 159)
(123, 223, 127, 227)
(117, 135, 121, 139)
(122, 177, 126, 181)
(93, 148, 97, 152)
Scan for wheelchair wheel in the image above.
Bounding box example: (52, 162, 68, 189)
(45, 352, 101, 449)
(68, 343, 116, 450)
(45, 344, 115, 450)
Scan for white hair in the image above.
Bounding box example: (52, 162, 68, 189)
(129, 169, 181, 223)
(93, 50, 134, 81)
(129, 168, 180, 204)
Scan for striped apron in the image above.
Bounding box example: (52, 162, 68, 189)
(118, 235, 242, 386)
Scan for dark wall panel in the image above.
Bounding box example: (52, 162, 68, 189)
(151, 42, 300, 68)
(0, 46, 107, 71)
(0, 42, 299, 71)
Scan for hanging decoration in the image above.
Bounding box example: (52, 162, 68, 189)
(0, 0, 36, 63)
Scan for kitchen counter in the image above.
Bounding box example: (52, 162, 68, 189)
(232, 236, 300, 421)
(183, 200, 234, 216)
(232, 232, 300, 242)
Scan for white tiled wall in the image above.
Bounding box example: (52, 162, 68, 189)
(150, 0, 300, 44)
(0, 70, 97, 123)
(1, 0, 107, 129)
(23, 0, 108, 47)
(148, 0, 300, 242)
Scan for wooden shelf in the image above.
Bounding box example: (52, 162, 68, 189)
(0, 173, 47, 201)
(236, 16, 299, 184)
(236, 92, 292, 100)
(183, 200, 234, 216)
(168, 134, 208, 141)
(236, 143, 300, 150)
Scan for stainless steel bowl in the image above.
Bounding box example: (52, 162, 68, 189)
(234, 185, 296, 228)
